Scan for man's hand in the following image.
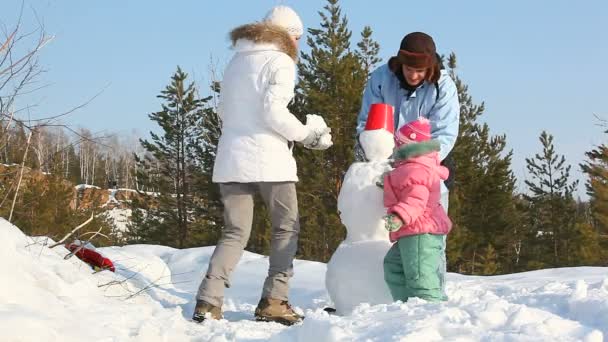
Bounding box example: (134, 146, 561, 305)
(383, 214, 403, 232)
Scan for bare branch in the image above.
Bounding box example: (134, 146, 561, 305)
(0, 82, 50, 99)
(23, 83, 110, 125)
(0, 30, 16, 54)
(49, 212, 95, 248)
(0, 110, 16, 144)
(24, 236, 50, 248)
(0, 33, 52, 77)
(125, 280, 193, 300)
(78, 228, 110, 241)
(97, 270, 139, 288)
(592, 113, 607, 129)
(63, 243, 84, 260)
(0, 172, 17, 208)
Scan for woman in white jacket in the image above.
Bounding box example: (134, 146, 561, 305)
(193, 6, 328, 325)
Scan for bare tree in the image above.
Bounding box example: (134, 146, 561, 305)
(0, 6, 116, 234)
(0, 3, 53, 160)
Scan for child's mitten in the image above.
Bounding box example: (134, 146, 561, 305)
(383, 214, 403, 232)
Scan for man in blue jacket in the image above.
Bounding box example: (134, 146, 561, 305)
(356, 32, 460, 302)
(356, 31, 460, 210)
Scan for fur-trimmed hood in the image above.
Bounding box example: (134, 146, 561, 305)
(230, 22, 298, 61)
(393, 139, 440, 162)
(392, 139, 449, 181)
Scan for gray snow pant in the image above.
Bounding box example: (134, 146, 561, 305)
(196, 182, 300, 307)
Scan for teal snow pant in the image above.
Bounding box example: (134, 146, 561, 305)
(383, 234, 447, 302)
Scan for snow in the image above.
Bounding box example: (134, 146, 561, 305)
(336, 161, 392, 243)
(329, 159, 394, 314)
(103, 189, 121, 207)
(326, 128, 394, 314)
(116, 188, 160, 197)
(103, 208, 131, 237)
(336, 128, 394, 244)
(326, 240, 393, 314)
(305, 114, 333, 149)
(1, 217, 607, 341)
(75, 184, 101, 190)
(358, 128, 395, 162)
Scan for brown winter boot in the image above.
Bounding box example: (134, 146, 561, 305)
(192, 300, 223, 322)
(254, 297, 304, 326)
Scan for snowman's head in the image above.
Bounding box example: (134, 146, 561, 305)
(359, 129, 395, 161)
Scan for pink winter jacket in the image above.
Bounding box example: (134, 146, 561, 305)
(383, 142, 452, 242)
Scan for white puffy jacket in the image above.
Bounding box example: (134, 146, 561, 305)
(212, 23, 310, 183)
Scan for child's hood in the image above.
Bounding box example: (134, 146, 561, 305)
(392, 139, 449, 181)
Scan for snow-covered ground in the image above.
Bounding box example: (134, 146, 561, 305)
(75, 184, 102, 190)
(103, 207, 131, 236)
(1, 217, 606, 342)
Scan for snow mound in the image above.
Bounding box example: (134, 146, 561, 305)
(1, 217, 606, 341)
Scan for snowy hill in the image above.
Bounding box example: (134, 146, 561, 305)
(1, 218, 606, 342)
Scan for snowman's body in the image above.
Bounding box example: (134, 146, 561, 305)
(326, 129, 395, 314)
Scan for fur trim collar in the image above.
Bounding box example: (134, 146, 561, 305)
(393, 139, 440, 161)
(230, 23, 297, 61)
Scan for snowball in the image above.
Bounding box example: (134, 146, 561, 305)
(306, 114, 333, 149)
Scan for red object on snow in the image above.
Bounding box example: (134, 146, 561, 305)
(365, 103, 395, 133)
(65, 243, 115, 272)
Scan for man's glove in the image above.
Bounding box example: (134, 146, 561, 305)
(375, 170, 391, 189)
(441, 152, 456, 190)
(301, 127, 331, 150)
(354, 135, 367, 162)
(383, 214, 403, 232)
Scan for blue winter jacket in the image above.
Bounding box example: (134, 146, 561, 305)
(356, 64, 460, 161)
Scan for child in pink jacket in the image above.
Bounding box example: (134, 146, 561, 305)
(382, 117, 452, 302)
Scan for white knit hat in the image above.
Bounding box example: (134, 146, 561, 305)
(263, 5, 304, 37)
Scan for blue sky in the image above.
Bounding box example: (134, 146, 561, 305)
(4, 0, 608, 197)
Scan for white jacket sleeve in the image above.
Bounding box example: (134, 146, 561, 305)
(262, 55, 310, 142)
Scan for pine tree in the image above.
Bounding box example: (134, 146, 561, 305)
(356, 26, 381, 78)
(446, 53, 519, 274)
(523, 131, 579, 267)
(4, 170, 112, 245)
(580, 133, 608, 264)
(65, 144, 81, 185)
(128, 67, 211, 248)
(477, 244, 499, 274)
(582, 140, 608, 233)
(291, 0, 379, 261)
(189, 81, 223, 245)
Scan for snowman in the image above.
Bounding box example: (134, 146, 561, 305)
(325, 104, 396, 315)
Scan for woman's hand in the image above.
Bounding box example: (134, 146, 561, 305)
(301, 127, 331, 150)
